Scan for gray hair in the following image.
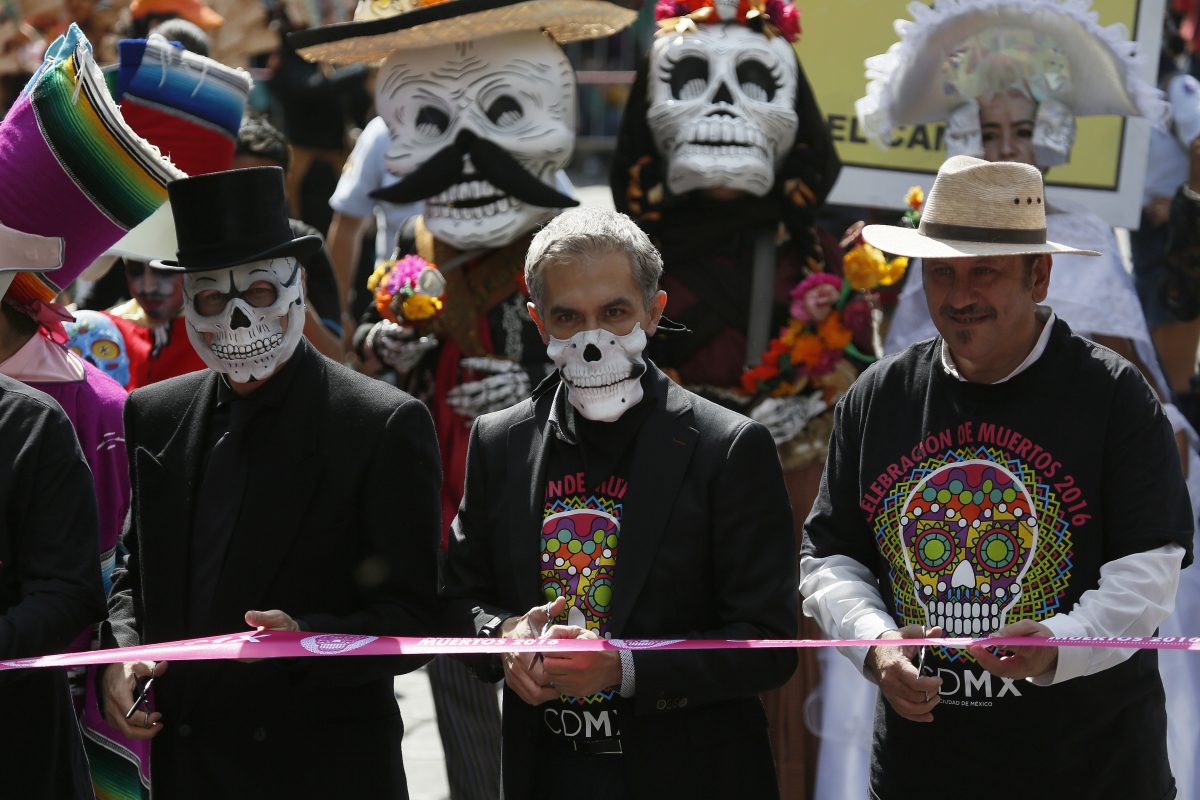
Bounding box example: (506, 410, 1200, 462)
(524, 207, 663, 310)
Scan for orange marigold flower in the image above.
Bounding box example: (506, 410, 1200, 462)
(905, 185, 924, 211)
(818, 314, 852, 350)
(741, 364, 777, 394)
(790, 333, 824, 368)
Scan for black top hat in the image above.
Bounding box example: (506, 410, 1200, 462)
(154, 167, 322, 272)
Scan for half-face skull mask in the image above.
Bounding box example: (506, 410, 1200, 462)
(898, 461, 1038, 637)
(376, 31, 577, 250)
(647, 24, 800, 198)
(547, 324, 648, 423)
(183, 257, 306, 383)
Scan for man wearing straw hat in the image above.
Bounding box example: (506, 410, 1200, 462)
(801, 155, 1193, 800)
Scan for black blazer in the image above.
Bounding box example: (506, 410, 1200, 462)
(103, 342, 442, 799)
(442, 364, 798, 800)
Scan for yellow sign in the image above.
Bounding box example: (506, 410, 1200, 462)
(795, 0, 1163, 226)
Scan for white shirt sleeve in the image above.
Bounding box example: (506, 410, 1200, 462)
(1032, 543, 1186, 685)
(799, 553, 898, 673)
(329, 116, 390, 218)
(801, 544, 1185, 683)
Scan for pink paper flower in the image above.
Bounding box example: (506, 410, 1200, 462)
(789, 273, 843, 322)
(767, 0, 801, 41)
(811, 347, 844, 377)
(841, 298, 872, 336)
(655, 1, 688, 21)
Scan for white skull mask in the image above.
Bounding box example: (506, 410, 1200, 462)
(547, 324, 648, 423)
(376, 31, 577, 250)
(183, 257, 306, 383)
(646, 24, 800, 198)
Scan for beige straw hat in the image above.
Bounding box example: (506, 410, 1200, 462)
(862, 156, 1100, 259)
(289, 0, 637, 64)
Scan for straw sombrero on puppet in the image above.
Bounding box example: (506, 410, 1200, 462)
(862, 156, 1100, 259)
(0, 23, 183, 318)
(289, 0, 638, 63)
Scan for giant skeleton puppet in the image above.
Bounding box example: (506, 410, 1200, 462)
(608, 3, 839, 796)
(291, 0, 636, 526)
(611, 0, 842, 465)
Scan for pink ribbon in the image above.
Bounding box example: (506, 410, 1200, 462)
(5, 631, 1200, 671)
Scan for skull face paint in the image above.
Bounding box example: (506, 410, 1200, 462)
(376, 31, 576, 250)
(547, 323, 648, 423)
(647, 24, 800, 198)
(183, 257, 306, 383)
(124, 258, 184, 323)
(65, 310, 130, 387)
(898, 460, 1038, 636)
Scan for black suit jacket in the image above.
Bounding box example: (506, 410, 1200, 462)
(103, 341, 441, 799)
(442, 364, 798, 800)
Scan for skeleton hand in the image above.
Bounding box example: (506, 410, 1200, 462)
(367, 320, 438, 373)
(447, 357, 533, 419)
(750, 393, 828, 445)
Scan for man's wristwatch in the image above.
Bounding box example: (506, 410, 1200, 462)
(477, 611, 505, 639)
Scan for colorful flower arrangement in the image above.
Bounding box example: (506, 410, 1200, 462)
(655, 0, 801, 42)
(840, 185, 924, 291)
(366, 254, 448, 325)
(740, 273, 873, 397)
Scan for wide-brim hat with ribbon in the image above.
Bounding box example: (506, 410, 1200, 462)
(0, 23, 184, 310)
(153, 166, 322, 272)
(856, 0, 1168, 147)
(862, 155, 1099, 259)
(288, 0, 638, 64)
(105, 33, 254, 262)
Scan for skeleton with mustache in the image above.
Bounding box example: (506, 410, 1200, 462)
(290, 6, 636, 798)
(292, 2, 634, 513)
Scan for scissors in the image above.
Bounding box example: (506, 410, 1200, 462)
(916, 645, 928, 703)
(532, 601, 555, 668)
(124, 675, 156, 723)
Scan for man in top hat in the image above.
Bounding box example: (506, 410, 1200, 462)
(801, 155, 1193, 800)
(99, 166, 443, 798)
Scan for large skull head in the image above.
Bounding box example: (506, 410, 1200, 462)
(183, 258, 306, 383)
(547, 323, 648, 423)
(65, 310, 130, 387)
(646, 24, 800, 198)
(376, 31, 576, 250)
(898, 460, 1038, 636)
(541, 508, 619, 624)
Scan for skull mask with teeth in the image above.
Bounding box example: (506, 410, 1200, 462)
(646, 24, 800, 198)
(376, 31, 577, 250)
(547, 324, 648, 423)
(183, 257, 306, 383)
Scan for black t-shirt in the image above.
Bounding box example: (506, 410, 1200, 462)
(535, 378, 655, 747)
(803, 318, 1193, 800)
